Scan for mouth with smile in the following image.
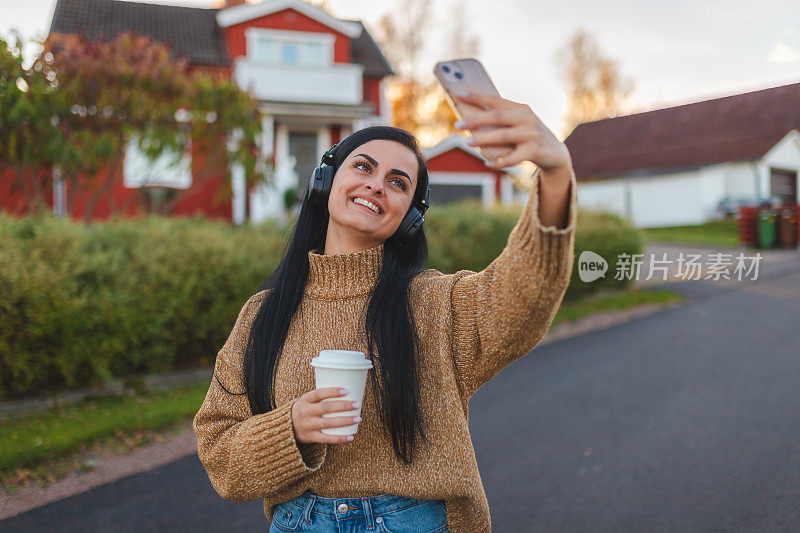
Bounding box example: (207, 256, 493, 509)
(350, 196, 384, 215)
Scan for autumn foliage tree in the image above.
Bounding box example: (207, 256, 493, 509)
(1, 31, 264, 222)
(555, 28, 635, 137)
(373, 0, 479, 146)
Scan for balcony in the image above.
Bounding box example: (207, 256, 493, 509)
(232, 58, 364, 106)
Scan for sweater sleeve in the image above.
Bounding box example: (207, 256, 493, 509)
(449, 167, 578, 399)
(192, 293, 327, 502)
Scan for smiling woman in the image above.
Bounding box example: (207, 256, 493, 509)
(325, 139, 422, 255)
(193, 122, 578, 532)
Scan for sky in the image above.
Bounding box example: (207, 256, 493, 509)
(2, 0, 799, 140)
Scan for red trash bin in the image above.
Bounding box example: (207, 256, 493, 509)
(781, 204, 800, 248)
(737, 206, 759, 247)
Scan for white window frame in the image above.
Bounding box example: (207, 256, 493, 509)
(123, 133, 193, 190)
(244, 27, 334, 67)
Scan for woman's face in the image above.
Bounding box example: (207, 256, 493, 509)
(326, 139, 419, 251)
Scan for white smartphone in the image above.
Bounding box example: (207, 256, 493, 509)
(434, 57, 512, 161)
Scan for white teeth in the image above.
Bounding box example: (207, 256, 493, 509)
(353, 197, 381, 214)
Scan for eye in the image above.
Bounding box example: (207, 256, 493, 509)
(391, 177, 408, 191)
(353, 160, 371, 172)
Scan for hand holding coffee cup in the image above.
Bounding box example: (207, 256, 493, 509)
(315, 350, 372, 430)
(291, 387, 362, 445)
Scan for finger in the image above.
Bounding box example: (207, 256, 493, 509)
(315, 415, 359, 430)
(466, 125, 530, 147)
(313, 430, 354, 445)
(486, 144, 531, 169)
(309, 387, 347, 403)
(480, 145, 515, 161)
(455, 93, 516, 109)
(311, 400, 359, 416)
(455, 109, 522, 130)
(458, 101, 484, 116)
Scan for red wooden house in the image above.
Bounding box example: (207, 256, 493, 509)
(1, 0, 393, 224)
(423, 135, 520, 207)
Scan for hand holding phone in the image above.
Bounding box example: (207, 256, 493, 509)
(434, 57, 573, 174)
(434, 58, 513, 161)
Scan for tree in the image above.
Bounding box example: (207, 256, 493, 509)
(0, 30, 66, 216)
(372, 0, 480, 146)
(554, 28, 635, 137)
(1, 31, 265, 223)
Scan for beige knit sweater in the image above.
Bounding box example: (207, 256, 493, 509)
(193, 167, 577, 532)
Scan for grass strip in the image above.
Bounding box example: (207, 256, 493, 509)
(553, 288, 684, 327)
(641, 219, 740, 248)
(0, 381, 209, 477)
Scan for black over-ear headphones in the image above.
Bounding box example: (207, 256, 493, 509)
(308, 143, 431, 247)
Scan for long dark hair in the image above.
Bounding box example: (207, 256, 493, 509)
(241, 126, 430, 465)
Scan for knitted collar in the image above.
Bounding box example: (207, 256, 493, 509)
(305, 242, 384, 299)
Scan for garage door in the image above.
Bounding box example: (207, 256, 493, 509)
(428, 183, 484, 205)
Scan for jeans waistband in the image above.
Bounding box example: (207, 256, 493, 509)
(284, 490, 444, 522)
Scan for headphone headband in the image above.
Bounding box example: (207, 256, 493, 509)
(320, 143, 337, 166)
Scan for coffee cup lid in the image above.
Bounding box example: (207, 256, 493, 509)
(310, 350, 373, 370)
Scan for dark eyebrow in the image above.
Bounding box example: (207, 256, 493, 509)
(353, 153, 414, 185)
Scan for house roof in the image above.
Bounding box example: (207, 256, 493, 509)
(216, 0, 361, 37)
(48, 0, 393, 77)
(348, 21, 394, 78)
(423, 134, 486, 161)
(49, 0, 230, 67)
(564, 81, 800, 181)
(423, 135, 521, 176)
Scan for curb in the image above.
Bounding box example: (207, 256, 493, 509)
(0, 367, 213, 421)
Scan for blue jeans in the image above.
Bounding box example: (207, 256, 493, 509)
(268, 491, 449, 533)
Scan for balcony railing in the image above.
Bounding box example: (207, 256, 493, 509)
(232, 58, 364, 106)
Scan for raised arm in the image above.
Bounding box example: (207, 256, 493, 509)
(448, 94, 578, 399)
(193, 292, 327, 501)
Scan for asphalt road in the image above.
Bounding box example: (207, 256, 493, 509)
(3, 249, 799, 532)
(478, 251, 800, 532)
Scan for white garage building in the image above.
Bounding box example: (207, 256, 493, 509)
(564, 81, 800, 228)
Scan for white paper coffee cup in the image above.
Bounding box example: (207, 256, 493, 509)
(310, 350, 373, 435)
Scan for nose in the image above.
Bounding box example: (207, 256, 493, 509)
(364, 173, 384, 195)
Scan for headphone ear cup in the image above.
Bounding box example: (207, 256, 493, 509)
(309, 164, 336, 208)
(393, 206, 425, 247)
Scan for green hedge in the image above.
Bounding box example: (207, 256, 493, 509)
(0, 203, 641, 399)
(423, 199, 644, 301)
(568, 208, 645, 300)
(0, 213, 286, 400)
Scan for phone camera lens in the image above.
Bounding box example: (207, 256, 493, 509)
(454, 72, 463, 79)
(442, 65, 450, 73)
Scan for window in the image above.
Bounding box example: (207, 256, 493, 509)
(305, 42, 323, 65)
(248, 30, 332, 67)
(123, 133, 192, 190)
(281, 42, 298, 64)
(255, 39, 274, 63)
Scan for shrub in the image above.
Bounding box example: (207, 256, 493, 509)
(0, 212, 284, 399)
(425, 199, 644, 302)
(569, 208, 645, 301)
